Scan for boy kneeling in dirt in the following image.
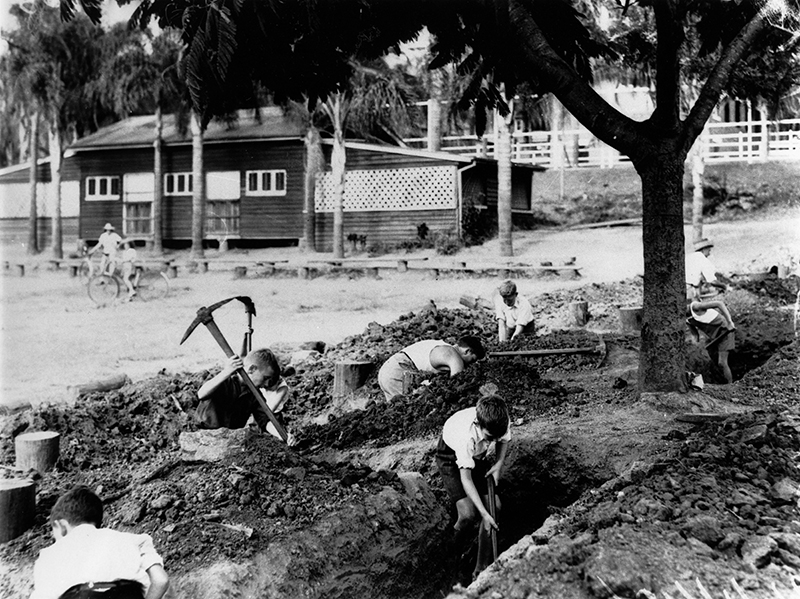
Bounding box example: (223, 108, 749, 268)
(196, 348, 293, 443)
(436, 394, 510, 580)
(30, 485, 169, 599)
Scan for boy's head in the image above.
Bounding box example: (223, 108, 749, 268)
(456, 335, 486, 364)
(243, 348, 281, 388)
(476, 394, 509, 439)
(498, 280, 518, 307)
(50, 486, 103, 539)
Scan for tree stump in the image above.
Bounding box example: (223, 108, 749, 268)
(618, 306, 643, 332)
(15, 431, 60, 472)
(569, 301, 590, 326)
(333, 360, 373, 396)
(397, 259, 408, 273)
(0, 478, 36, 542)
(298, 266, 310, 279)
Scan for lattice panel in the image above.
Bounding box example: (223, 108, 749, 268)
(0, 181, 79, 218)
(315, 166, 455, 212)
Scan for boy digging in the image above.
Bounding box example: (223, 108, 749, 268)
(30, 485, 169, 599)
(436, 394, 510, 580)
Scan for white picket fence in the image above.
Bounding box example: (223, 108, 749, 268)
(405, 118, 800, 168)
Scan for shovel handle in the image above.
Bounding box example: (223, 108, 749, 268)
(489, 346, 600, 357)
(486, 475, 499, 561)
(205, 320, 288, 442)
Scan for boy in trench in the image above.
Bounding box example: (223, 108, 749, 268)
(436, 394, 510, 580)
(196, 348, 293, 443)
(377, 336, 486, 401)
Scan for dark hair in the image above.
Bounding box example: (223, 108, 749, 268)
(50, 486, 103, 527)
(247, 348, 281, 376)
(457, 335, 486, 360)
(476, 395, 509, 438)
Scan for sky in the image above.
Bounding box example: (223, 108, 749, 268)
(0, 0, 137, 53)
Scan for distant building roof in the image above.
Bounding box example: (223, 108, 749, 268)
(68, 107, 304, 153)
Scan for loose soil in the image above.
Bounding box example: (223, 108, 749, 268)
(1, 211, 799, 599)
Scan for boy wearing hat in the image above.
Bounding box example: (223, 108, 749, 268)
(493, 280, 535, 343)
(686, 238, 727, 300)
(89, 223, 122, 275)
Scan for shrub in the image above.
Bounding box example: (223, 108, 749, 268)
(434, 231, 462, 255)
(461, 193, 494, 246)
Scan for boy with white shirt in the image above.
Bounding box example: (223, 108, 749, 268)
(30, 486, 169, 599)
(435, 395, 510, 579)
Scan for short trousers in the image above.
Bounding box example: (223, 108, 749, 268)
(60, 579, 145, 599)
(435, 436, 489, 504)
(691, 316, 735, 352)
(377, 352, 416, 400)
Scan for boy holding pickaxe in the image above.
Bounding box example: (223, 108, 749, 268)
(435, 394, 510, 581)
(196, 348, 293, 443)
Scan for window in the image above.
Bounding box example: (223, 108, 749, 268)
(85, 176, 120, 201)
(164, 173, 193, 195)
(245, 169, 287, 196)
(206, 201, 240, 236)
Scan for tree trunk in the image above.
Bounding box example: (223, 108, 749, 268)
(690, 137, 706, 243)
(303, 125, 323, 252)
(331, 94, 346, 259)
(427, 68, 445, 152)
(496, 99, 513, 257)
(190, 111, 205, 259)
(27, 110, 39, 255)
(0, 479, 36, 543)
(49, 126, 63, 259)
(153, 107, 164, 254)
(638, 153, 688, 392)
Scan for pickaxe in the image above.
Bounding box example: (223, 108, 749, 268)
(238, 296, 256, 357)
(180, 297, 288, 442)
(486, 475, 499, 562)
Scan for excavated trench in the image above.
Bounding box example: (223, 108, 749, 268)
(1, 277, 797, 599)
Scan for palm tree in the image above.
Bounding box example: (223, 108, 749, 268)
(95, 27, 185, 253)
(318, 61, 412, 258)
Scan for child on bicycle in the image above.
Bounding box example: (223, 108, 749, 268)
(119, 239, 138, 301)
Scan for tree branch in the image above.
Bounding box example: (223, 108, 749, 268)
(680, 4, 770, 155)
(507, 0, 646, 161)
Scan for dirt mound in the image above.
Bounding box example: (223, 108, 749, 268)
(2, 279, 799, 599)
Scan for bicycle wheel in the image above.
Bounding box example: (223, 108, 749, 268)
(87, 274, 120, 306)
(136, 270, 169, 301)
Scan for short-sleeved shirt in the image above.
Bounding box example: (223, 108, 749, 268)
(195, 375, 271, 432)
(493, 293, 534, 329)
(30, 524, 162, 599)
(685, 251, 717, 287)
(97, 231, 122, 255)
(441, 407, 511, 469)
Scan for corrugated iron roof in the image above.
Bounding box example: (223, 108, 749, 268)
(69, 108, 304, 151)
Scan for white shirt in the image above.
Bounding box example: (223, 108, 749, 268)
(261, 377, 290, 440)
(402, 340, 449, 372)
(30, 524, 163, 599)
(493, 293, 535, 329)
(442, 407, 511, 469)
(97, 231, 122, 255)
(686, 251, 717, 287)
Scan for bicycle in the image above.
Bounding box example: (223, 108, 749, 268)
(88, 264, 169, 306)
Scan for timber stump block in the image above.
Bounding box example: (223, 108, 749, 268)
(618, 306, 643, 333)
(0, 479, 36, 542)
(15, 431, 60, 473)
(233, 266, 248, 279)
(333, 360, 374, 396)
(569, 301, 591, 327)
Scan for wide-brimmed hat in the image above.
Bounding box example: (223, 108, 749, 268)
(693, 238, 713, 251)
(103, 223, 115, 231)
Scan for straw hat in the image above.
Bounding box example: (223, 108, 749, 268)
(103, 223, 115, 231)
(693, 238, 713, 251)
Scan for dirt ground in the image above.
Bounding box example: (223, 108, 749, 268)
(0, 208, 799, 599)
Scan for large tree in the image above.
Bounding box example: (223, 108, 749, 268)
(65, 0, 799, 392)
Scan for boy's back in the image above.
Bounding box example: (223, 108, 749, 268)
(31, 524, 160, 599)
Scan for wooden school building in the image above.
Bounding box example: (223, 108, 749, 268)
(0, 107, 545, 251)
